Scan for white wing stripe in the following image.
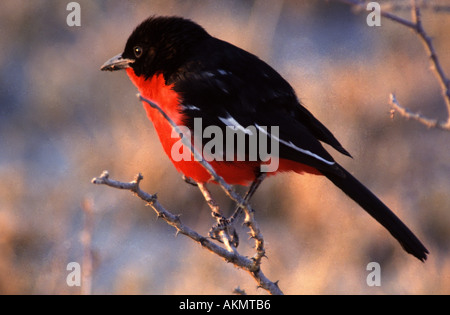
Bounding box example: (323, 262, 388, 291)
(255, 123, 335, 166)
(183, 105, 200, 111)
(219, 114, 254, 135)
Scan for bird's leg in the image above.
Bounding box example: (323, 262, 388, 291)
(197, 183, 239, 252)
(229, 172, 267, 224)
(216, 172, 266, 248)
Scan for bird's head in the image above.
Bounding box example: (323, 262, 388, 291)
(101, 16, 210, 80)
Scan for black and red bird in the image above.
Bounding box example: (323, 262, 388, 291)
(101, 16, 428, 261)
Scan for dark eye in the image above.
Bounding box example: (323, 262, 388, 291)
(134, 46, 143, 58)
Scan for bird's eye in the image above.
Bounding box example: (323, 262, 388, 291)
(134, 46, 143, 58)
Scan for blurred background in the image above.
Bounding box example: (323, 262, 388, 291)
(0, 0, 449, 295)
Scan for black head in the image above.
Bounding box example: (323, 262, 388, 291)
(101, 16, 210, 80)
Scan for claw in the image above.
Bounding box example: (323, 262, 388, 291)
(182, 175, 198, 186)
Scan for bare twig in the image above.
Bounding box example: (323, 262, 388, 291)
(197, 182, 239, 254)
(332, 0, 417, 27)
(330, 0, 450, 130)
(410, 2, 450, 129)
(92, 171, 283, 295)
(389, 93, 449, 130)
(197, 182, 225, 221)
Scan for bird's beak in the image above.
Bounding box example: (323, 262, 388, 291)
(100, 53, 135, 71)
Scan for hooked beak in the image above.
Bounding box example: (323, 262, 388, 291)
(100, 53, 135, 71)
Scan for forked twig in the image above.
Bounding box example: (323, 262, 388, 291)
(331, 0, 450, 130)
(92, 171, 282, 295)
(389, 93, 448, 129)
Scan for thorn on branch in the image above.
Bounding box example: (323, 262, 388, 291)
(133, 173, 144, 184)
(91, 170, 109, 184)
(233, 287, 247, 295)
(389, 93, 449, 130)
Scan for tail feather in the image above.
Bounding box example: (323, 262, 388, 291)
(323, 164, 429, 262)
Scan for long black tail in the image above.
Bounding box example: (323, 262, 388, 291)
(323, 164, 429, 262)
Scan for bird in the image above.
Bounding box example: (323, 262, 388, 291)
(101, 16, 428, 261)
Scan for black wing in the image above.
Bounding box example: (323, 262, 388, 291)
(170, 37, 350, 174)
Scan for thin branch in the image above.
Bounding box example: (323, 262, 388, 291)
(330, 0, 450, 130)
(197, 182, 225, 221)
(197, 182, 239, 254)
(410, 2, 450, 128)
(332, 0, 417, 28)
(389, 93, 448, 129)
(92, 171, 283, 295)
